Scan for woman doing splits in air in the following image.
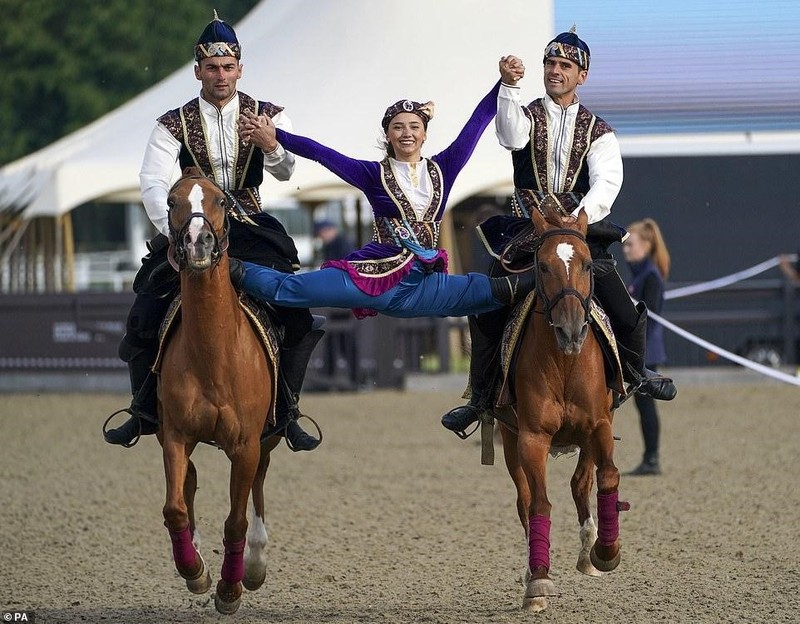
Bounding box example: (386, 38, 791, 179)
(232, 78, 533, 318)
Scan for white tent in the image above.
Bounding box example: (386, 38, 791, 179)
(0, 0, 554, 218)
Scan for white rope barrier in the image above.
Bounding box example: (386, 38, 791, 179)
(648, 309, 800, 386)
(638, 254, 800, 385)
(664, 254, 796, 300)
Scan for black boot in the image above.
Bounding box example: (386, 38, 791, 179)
(229, 257, 246, 288)
(627, 453, 661, 476)
(265, 328, 325, 451)
(103, 340, 160, 447)
(593, 267, 676, 402)
(489, 271, 536, 306)
(441, 315, 503, 438)
(616, 304, 677, 401)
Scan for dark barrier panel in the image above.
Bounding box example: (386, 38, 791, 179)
(0, 294, 456, 390)
(0, 292, 134, 371)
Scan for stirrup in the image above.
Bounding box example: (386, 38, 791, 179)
(284, 413, 323, 452)
(441, 405, 483, 440)
(102, 408, 147, 448)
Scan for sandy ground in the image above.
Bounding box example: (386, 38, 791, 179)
(1, 377, 799, 623)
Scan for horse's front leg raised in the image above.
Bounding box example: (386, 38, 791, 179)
(162, 438, 211, 594)
(571, 450, 601, 576)
(215, 441, 261, 615)
(517, 429, 556, 611)
(588, 420, 627, 572)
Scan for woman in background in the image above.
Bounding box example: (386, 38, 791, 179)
(622, 218, 671, 475)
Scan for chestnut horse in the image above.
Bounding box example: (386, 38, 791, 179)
(497, 204, 627, 612)
(158, 167, 280, 615)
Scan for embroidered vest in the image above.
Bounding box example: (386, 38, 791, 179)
(372, 158, 443, 249)
(344, 158, 445, 278)
(158, 92, 284, 213)
(511, 99, 613, 218)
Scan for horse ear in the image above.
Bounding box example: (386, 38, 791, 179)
(182, 166, 205, 178)
(575, 207, 589, 233)
(531, 206, 547, 234)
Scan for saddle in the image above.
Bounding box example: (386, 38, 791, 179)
(496, 291, 626, 411)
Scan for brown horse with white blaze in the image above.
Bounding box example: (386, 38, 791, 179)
(158, 167, 280, 615)
(497, 204, 627, 612)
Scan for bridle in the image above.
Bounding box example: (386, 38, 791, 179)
(167, 176, 230, 270)
(533, 228, 594, 327)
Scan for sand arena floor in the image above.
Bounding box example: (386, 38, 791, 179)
(1, 376, 799, 623)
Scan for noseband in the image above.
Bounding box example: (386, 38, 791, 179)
(167, 176, 230, 269)
(533, 228, 594, 327)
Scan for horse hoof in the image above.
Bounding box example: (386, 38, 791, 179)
(590, 543, 621, 572)
(184, 553, 212, 594)
(214, 592, 242, 615)
(214, 580, 243, 615)
(576, 554, 603, 577)
(525, 577, 557, 598)
(242, 571, 266, 591)
(186, 568, 212, 594)
(522, 596, 549, 612)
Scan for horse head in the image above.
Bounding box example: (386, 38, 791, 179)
(530, 202, 593, 355)
(166, 167, 230, 272)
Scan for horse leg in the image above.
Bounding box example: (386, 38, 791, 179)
(162, 438, 211, 594)
(517, 430, 556, 611)
(243, 438, 278, 591)
(588, 420, 624, 572)
(571, 450, 601, 576)
(184, 459, 204, 550)
(498, 423, 533, 586)
(499, 424, 530, 533)
(214, 441, 261, 615)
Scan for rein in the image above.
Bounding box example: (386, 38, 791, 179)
(167, 176, 231, 270)
(533, 227, 594, 327)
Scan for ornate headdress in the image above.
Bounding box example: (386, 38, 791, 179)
(543, 25, 590, 70)
(195, 10, 241, 61)
(381, 100, 435, 132)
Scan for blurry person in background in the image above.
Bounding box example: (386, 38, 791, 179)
(622, 218, 671, 476)
(313, 219, 355, 264)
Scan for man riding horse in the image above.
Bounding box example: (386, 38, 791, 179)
(104, 12, 322, 451)
(442, 29, 677, 437)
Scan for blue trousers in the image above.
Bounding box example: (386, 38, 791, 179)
(241, 262, 503, 318)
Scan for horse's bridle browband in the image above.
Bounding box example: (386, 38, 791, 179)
(167, 176, 231, 269)
(533, 227, 594, 326)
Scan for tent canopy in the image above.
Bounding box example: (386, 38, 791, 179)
(0, 0, 553, 219)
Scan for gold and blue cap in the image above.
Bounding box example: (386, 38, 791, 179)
(195, 10, 241, 61)
(543, 26, 590, 70)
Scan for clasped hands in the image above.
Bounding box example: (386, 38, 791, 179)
(238, 108, 279, 153)
(500, 55, 525, 86)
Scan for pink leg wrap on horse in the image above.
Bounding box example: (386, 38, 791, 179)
(597, 491, 620, 546)
(168, 526, 198, 571)
(528, 515, 552, 571)
(221, 538, 246, 585)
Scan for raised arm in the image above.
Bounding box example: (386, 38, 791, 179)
(495, 54, 531, 150)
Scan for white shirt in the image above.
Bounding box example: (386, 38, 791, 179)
(388, 158, 432, 219)
(139, 92, 296, 236)
(495, 83, 622, 224)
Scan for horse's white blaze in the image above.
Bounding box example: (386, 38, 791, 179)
(556, 242, 575, 278)
(187, 183, 206, 241)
